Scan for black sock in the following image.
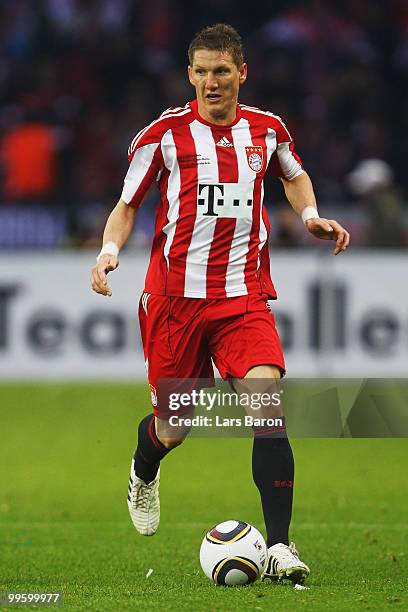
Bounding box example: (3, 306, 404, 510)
(252, 434, 294, 547)
(133, 414, 171, 483)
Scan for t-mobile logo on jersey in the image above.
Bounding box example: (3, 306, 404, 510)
(197, 183, 254, 219)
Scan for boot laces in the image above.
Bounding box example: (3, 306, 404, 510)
(276, 542, 301, 564)
(130, 481, 155, 510)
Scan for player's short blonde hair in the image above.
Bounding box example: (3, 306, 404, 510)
(188, 23, 244, 68)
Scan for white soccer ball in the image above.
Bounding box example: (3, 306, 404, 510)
(199, 520, 267, 586)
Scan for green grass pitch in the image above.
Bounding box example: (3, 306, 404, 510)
(0, 383, 406, 611)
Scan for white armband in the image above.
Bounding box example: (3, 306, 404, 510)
(96, 241, 119, 262)
(301, 206, 320, 224)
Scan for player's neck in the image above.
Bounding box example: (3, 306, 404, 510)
(196, 102, 238, 126)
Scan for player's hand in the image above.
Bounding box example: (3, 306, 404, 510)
(305, 218, 350, 255)
(91, 254, 119, 297)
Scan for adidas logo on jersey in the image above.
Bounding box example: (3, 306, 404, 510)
(216, 136, 233, 148)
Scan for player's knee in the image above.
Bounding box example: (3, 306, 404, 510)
(157, 435, 185, 450)
(155, 417, 189, 448)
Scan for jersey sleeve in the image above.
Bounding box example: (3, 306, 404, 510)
(120, 127, 165, 208)
(269, 117, 304, 181)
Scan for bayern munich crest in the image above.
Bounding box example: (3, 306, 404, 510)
(245, 146, 264, 173)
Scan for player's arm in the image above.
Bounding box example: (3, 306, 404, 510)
(91, 121, 164, 297)
(280, 171, 350, 255)
(91, 198, 137, 297)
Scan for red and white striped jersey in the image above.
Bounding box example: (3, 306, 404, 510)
(121, 99, 304, 299)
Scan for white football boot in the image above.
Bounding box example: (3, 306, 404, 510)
(262, 542, 310, 584)
(127, 459, 160, 536)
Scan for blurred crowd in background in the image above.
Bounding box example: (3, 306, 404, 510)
(0, 0, 407, 249)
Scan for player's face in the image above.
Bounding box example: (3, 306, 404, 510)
(188, 49, 247, 124)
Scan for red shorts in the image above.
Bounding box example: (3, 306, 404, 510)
(139, 293, 285, 419)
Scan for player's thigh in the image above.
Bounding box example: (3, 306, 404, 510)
(139, 293, 214, 428)
(245, 364, 282, 380)
(210, 296, 285, 418)
(210, 295, 285, 380)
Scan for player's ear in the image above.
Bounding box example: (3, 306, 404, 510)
(188, 65, 195, 86)
(239, 63, 247, 85)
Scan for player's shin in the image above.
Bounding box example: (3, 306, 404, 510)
(252, 432, 294, 547)
(133, 413, 172, 484)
